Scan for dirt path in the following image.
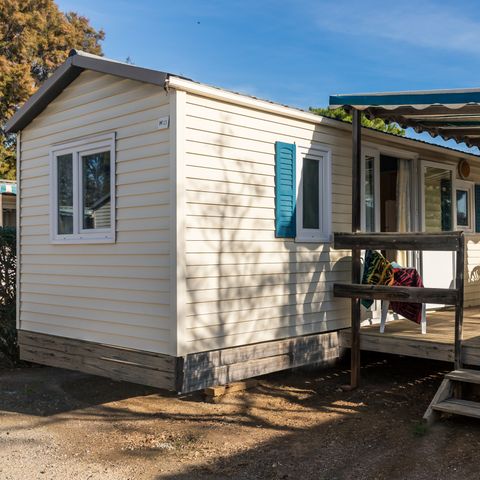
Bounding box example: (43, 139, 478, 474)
(1, 354, 480, 479)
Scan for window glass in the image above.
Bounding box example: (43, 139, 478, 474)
(456, 189, 469, 227)
(82, 151, 111, 230)
(302, 158, 319, 229)
(423, 166, 452, 232)
(57, 153, 73, 234)
(364, 155, 375, 232)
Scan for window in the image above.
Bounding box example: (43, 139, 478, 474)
(295, 146, 331, 242)
(50, 133, 115, 243)
(456, 180, 474, 232)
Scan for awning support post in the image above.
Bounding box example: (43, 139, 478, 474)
(351, 109, 362, 388)
(454, 234, 465, 371)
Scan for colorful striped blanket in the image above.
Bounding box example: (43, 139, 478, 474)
(361, 250, 394, 309)
(390, 268, 424, 324)
(361, 250, 424, 324)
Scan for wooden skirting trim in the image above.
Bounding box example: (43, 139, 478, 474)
(178, 331, 341, 393)
(18, 330, 176, 390)
(19, 330, 342, 394)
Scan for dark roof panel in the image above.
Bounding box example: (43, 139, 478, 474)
(329, 88, 480, 148)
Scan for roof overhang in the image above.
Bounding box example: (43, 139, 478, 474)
(329, 88, 480, 149)
(5, 50, 171, 133)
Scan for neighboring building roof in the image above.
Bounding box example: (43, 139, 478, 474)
(330, 88, 480, 148)
(5, 50, 173, 133)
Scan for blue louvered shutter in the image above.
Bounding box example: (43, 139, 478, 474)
(475, 184, 480, 233)
(275, 142, 296, 238)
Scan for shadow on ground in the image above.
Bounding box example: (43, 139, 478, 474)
(2, 354, 480, 480)
(0, 365, 164, 416)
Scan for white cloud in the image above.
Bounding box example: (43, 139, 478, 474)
(311, 0, 480, 54)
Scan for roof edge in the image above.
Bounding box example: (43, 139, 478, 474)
(70, 50, 168, 87)
(168, 76, 480, 160)
(5, 50, 170, 133)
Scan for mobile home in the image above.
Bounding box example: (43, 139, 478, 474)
(6, 50, 480, 392)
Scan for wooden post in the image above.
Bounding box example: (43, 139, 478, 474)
(454, 233, 465, 370)
(351, 109, 362, 388)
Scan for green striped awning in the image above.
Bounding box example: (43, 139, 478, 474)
(329, 88, 480, 148)
(0, 183, 17, 194)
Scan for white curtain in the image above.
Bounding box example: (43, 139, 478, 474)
(396, 158, 411, 266)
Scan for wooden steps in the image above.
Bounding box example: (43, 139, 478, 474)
(445, 369, 480, 383)
(424, 368, 480, 424)
(432, 399, 480, 419)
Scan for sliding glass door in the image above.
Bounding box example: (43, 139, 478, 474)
(422, 164, 453, 233)
(361, 150, 414, 239)
(360, 149, 415, 320)
(421, 162, 455, 295)
(361, 150, 380, 233)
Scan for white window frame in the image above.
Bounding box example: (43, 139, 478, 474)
(295, 145, 332, 243)
(50, 133, 116, 244)
(455, 179, 475, 232)
(360, 148, 381, 232)
(420, 160, 456, 232)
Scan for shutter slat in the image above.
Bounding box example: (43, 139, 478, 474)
(275, 142, 296, 238)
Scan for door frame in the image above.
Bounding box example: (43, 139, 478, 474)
(360, 147, 380, 232)
(361, 142, 420, 234)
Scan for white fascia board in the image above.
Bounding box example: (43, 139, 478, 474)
(166, 76, 344, 129)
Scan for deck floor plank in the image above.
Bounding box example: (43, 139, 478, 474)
(339, 307, 480, 366)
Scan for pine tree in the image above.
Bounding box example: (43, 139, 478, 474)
(309, 107, 405, 136)
(0, 0, 105, 179)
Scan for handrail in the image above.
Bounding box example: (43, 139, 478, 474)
(334, 284, 459, 305)
(334, 231, 462, 251)
(333, 230, 465, 372)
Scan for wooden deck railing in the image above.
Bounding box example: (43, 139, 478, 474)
(333, 231, 465, 386)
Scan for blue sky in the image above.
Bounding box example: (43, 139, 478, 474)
(57, 0, 480, 153)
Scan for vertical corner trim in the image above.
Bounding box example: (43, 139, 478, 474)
(169, 88, 188, 357)
(15, 131, 21, 330)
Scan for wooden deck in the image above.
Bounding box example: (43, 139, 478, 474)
(339, 307, 480, 366)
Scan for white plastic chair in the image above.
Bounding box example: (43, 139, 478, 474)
(380, 301, 426, 334)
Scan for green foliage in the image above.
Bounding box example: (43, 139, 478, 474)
(0, 0, 105, 179)
(412, 421, 428, 437)
(309, 107, 405, 136)
(0, 227, 17, 366)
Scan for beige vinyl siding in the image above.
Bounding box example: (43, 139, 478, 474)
(179, 88, 480, 353)
(462, 161, 480, 307)
(19, 70, 175, 355)
(180, 92, 352, 354)
(465, 236, 480, 307)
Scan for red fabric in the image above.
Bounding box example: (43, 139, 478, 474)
(390, 267, 424, 324)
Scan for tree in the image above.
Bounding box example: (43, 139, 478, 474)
(309, 107, 405, 136)
(0, 0, 105, 179)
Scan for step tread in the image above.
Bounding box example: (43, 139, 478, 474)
(432, 398, 480, 419)
(445, 369, 480, 384)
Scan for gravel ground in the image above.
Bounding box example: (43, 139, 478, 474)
(1, 353, 480, 480)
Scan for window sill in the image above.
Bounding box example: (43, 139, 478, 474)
(295, 234, 332, 244)
(51, 235, 115, 245)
